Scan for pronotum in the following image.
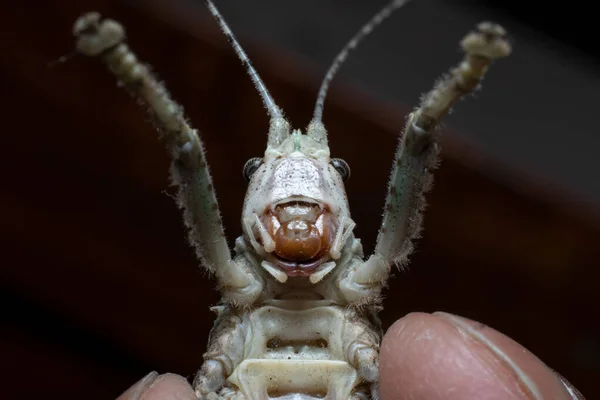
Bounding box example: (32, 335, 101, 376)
(72, 1, 511, 398)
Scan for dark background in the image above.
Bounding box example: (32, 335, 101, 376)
(1, 1, 598, 399)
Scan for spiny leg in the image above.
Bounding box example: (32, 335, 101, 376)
(349, 388, 370, 400)
(194, 308, 247, 399)
(343, 23, 511, 299)
(341, 308, 382, 388)
(72, 13, 261, 302)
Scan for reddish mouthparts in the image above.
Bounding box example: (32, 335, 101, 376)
(275, 220, 322, 261)
(259, 202, 337, 276)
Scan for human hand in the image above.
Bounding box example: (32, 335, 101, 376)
(116, 312, 585, 400)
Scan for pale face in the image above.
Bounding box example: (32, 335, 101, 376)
(242, 130, 350, 277)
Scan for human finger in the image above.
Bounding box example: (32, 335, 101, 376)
(116, 372, 197, 400)
(379, 312, 583, 400)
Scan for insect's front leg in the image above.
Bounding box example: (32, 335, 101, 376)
(339, 23, 511, 303)
(72, 13, 263, 305)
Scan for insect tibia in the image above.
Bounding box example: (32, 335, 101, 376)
(74, 12, 264, 302)
(366, 22, 510, 286)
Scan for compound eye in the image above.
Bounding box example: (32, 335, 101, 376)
(331, 158, 350, 182)
(243, 157, 262, 181)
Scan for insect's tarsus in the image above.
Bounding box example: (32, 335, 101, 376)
(368, 21, 511, 275)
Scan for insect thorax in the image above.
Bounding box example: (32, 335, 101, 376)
(226, 302, 367, 399)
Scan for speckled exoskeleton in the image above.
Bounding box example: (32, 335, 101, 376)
(72, 1, 510, 398)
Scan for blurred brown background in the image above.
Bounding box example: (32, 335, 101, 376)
(1, 0, 598, 399)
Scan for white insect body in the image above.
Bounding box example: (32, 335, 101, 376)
(72, 1, 510, 398)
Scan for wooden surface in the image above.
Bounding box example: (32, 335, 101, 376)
(1, 1, 597, 399)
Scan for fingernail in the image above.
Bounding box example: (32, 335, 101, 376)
(120, 371, 159, 400)
(434, 312, 543, 400)
(554, 370, 587, 400)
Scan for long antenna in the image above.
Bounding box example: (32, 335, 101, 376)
(204, 0, 282, 120)
(313, 0, 412, 123)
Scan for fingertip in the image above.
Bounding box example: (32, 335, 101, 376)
(142, 373, 197, 400)
(379, 312, 446, 399)
(116, 372, 159, 400)
(117, 372, 197, 400)
(380, 312, 575, 400)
